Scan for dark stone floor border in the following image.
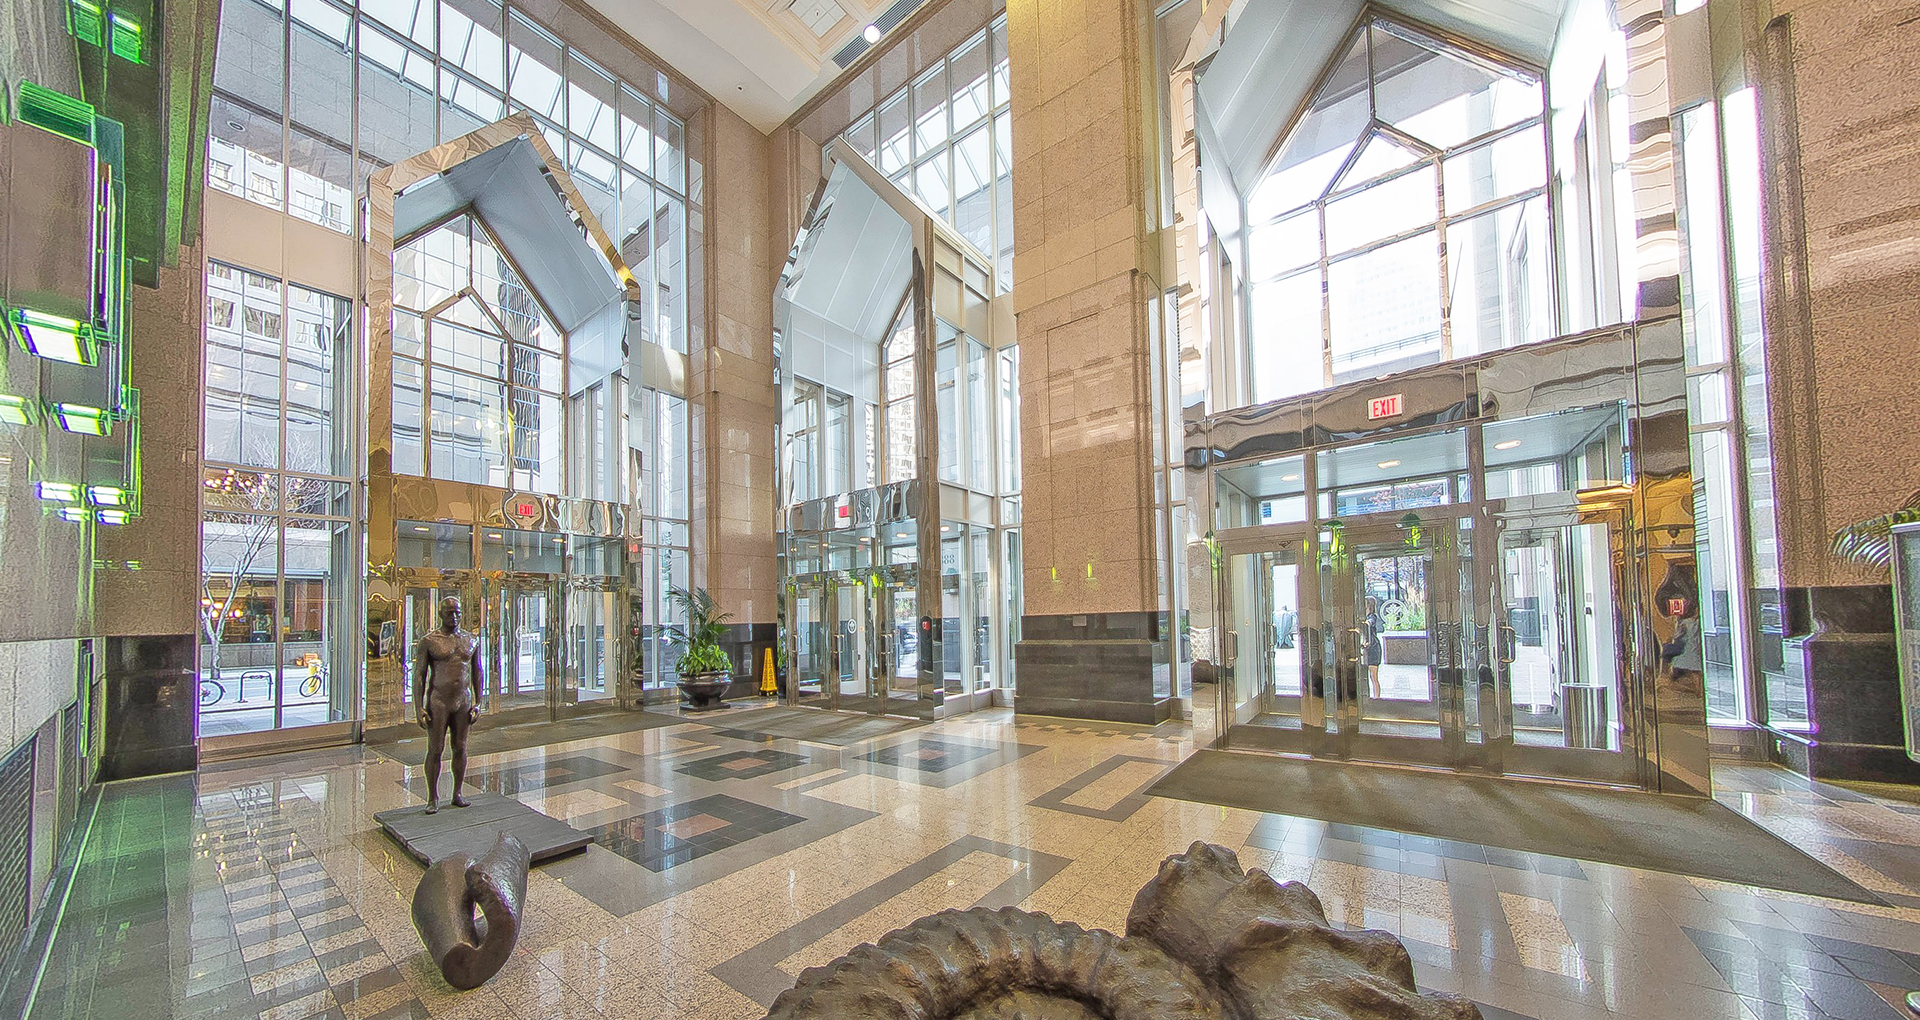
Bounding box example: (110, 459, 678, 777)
(711, 834, 1074, 1008)
(1026, 754, 1172, 822)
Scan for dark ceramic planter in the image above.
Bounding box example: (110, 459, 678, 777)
(677, 672, 731, 712)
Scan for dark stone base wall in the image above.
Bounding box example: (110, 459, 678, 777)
(717, 622, 779, 697)
(1014, 612, 1171, 725)
(1771, 585, 1920, 785)
(100, 634, 196, 780)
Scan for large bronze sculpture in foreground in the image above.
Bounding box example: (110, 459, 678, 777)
(413, 596, 485, 812)
(410, 831, 529, 989)
(764, 841, 1480, 1020)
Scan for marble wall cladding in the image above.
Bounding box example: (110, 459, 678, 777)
(1779, 583, 1920, 783)
(0, 639, 78, 763)
(1762, 0, 1920, 587)
(704, 108, 780, 626)
(0, 120, 101, 649)
(97, 244, 205, 638)
(1007, 0, 1164, 623)
(1014, 632, 1170, 724)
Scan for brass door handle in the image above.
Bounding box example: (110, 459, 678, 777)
(1347, 627, 1363, 663)
(1497, 624, 1517, 665)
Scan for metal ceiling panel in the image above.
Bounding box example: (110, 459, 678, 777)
(783, 160, 913, 344)
(1387, 0, 1561, 66)
(1195, 0, 1364, 231)
(392, 138, 620, 335)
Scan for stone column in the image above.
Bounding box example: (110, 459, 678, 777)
(1742, 0, 1920, 781)
(699, 108, 782, 694)
(1008, 0, 1176, 723)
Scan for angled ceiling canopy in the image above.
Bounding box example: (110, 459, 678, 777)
(781, 154, 914, 345)
(393, 136, 621, 336)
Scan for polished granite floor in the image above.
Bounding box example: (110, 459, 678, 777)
(20, 706, 1920, 1020)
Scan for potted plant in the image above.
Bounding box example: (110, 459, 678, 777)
(666, 586, 734, 711)
(1830, 489, 1920, 571)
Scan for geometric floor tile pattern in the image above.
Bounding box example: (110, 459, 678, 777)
(592, 794, 806, 872)
(18, 704, 1920, 1020)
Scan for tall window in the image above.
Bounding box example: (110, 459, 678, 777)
(882, 302, 916, 484)
(634, 387, 689, 689)
(836, 16, 1013, 292)
(201, 262, 355, 736)
(1244, 18, 1549, 403)
(390, 216, 563, 492)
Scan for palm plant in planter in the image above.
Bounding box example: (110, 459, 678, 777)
(1831, 489, 1920, 571)
(666, 586, 734, 711)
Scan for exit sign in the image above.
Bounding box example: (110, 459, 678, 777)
(1368, 394, 1404, 420)
(516, 502, 538, 517)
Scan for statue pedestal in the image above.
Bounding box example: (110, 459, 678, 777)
(374, 792, 592, 865)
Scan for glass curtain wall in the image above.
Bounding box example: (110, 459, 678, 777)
(1218, 11, 1774, 734)
(634, 387, 690, 692)
(1244, 19, 1551, 402)
(203, 0, 704, 724)
(835, 16, 1013, 292)
(200, 262, 356, 736)
(391, 216, 563, 488)
(816, 15, 1023, 703)
(208, 0, 702, 328)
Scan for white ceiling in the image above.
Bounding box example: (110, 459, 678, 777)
(580, 0, 885, 132)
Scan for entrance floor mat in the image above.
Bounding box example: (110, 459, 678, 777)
(1147, 749, 1884, 905)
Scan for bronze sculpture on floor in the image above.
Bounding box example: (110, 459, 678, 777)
(763, 841, 1480, 1020)
(414, 596, 484, 813)
(410, 831, 529, 990)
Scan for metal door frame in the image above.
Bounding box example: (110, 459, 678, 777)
(1485, 495, 1648, 786)
(1321, 511, 1478, 770)
(486, 573, 565, 723)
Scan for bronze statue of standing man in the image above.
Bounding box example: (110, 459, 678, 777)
(414, 596, 485, 813)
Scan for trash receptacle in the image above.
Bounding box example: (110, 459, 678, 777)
(1561, 683, 1608, 749)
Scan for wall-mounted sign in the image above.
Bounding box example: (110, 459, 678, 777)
(505, 494, 545, 527)
(1368, 394, 1404, 420)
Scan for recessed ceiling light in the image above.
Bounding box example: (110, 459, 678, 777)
(863, 23, 881, 43)
(1281, 474, 1299, 482)
(1494, 440, 1522, 450)
(1377, 460, 1400, 469)
(412, 525, 429, 532)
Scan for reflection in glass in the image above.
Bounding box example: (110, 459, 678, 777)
(1244, 14, 1548, 403)
(1446, 196, 1550, 357)
(1328, 232, 1441, 382)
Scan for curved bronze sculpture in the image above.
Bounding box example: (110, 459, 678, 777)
(410, 831, 530, 990)
(765, 841, 1480, 1020)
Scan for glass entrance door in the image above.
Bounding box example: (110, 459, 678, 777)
(489, 578, 563, 721)
(1219, 502, 1647, 784)
(877, 566, 920, 714)
(1325, 517, 1475, 769)
(1219, 542, 1327, 754)
(1486, 499, 1642, 785)
(786, 568, 920, 716)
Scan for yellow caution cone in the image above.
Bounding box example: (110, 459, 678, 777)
(760, 646, 778, 695)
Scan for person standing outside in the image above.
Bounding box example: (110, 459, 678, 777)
(1363, 596, 1385, 699)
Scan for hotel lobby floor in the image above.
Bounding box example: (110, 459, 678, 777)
(23, 706, 1920, 1020)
